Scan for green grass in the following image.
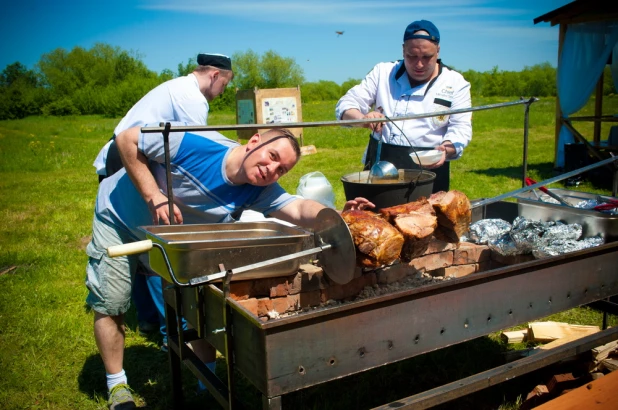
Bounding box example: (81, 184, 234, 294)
(0, 95, 617, 410)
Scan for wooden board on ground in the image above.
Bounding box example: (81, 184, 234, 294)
(529, 321, 600, 343)
(300, 145, 317, 156)
(502, 329, 528, 343)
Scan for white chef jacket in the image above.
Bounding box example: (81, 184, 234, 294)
(93, 73, 209, 175)
(335, 60, 472, 159)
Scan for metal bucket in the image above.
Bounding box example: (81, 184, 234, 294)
(341, 169, 436, 211)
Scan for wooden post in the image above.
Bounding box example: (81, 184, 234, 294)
(554, 23, 567, 168)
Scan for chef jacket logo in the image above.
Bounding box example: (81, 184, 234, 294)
(439, 86, 454, 97)
(432, 96, 451, 127)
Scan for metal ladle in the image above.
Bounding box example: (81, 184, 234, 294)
(368, 139, 398, 183)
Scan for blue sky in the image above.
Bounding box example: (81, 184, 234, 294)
(1, 0, 569, 84)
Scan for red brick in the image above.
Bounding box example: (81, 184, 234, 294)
(237, 298, 258, 316)
(252, 275, 290, 297)
(424, 238, 459, 254)
(269, 281, 290, 298)
(409, 251, 454, 271)
(433, 263, 478, 278)
(229, 280, 253, 301)
(453, 243, 491, 265)
(289, 269, 326, 295)
(289, 290, 322, 309)
(257, 298, 274, 317)
(271, 296, 297, 314)
(376, 264, 419, 284)
(320, 272, 376, 302)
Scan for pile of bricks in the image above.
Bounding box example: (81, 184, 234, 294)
(230, 238, 534, 320)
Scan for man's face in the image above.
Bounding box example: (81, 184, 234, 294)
(204, 71, 231, 101)
(402, 38, 440, 84)
(241, 134, 298, 186)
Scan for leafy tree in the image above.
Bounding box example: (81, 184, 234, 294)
(0, 62, 38, 88)
(340, 78, 361, 95)
(177, 58, 197, 77)
(260, 50, 304, 88)
(232, 49, 262, 90)
(301, 80, 342, 102)
(0, 62, 44, 119)
(232, 49, 304, 90)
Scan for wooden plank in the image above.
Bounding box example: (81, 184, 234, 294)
(529, 321, 600, 343)
(592, 340, 618, 361)
(537, 331, 600, 351)
(533, 368, 618, 410)
(501, 329, 528, 344)
(300, 145, 317, 156)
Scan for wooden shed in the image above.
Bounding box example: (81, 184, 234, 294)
(534, 0, 618, 170)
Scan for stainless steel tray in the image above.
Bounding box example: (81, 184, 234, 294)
(513, 188, 618, 241)
(139, 222, 311, 282)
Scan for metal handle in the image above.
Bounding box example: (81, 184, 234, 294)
(188, 244, 331, 286)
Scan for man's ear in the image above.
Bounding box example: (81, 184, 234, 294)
(246, 133, 261, 150)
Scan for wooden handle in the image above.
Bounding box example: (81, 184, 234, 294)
(107, 240, 153, 257)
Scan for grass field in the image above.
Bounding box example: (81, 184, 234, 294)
(0, 95, 617, 410)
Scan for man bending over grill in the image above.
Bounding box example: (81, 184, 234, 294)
(85, 123, 372, 409)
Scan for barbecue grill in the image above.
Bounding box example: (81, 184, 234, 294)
(150, 196, 618, 410)
(109, 98, 618, 409)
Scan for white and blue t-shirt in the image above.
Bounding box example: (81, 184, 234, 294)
(96, 124, 297, 240)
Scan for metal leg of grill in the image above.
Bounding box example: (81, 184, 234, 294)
(163, 283, 184, 409)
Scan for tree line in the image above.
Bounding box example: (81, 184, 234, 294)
(1, 43, 615, 121)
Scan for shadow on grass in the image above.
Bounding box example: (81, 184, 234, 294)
(468, 162, 556, 181)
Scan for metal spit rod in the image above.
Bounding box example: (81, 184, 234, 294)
(140, 97, 538, 133)
(472, 155, 618, 209)
(188, 244, 332, 286)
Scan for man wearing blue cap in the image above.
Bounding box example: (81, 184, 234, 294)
(336, 20, 472, 192)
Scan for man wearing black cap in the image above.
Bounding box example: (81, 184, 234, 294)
(336, 20, 472, 192)
(94, 53, 233, 181)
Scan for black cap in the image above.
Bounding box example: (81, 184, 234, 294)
(197, 53, 232, 71)
(403, 20, 440, 44)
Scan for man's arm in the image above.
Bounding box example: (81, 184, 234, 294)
(115, 126, 183, 225)
(270, 197, 375, 230)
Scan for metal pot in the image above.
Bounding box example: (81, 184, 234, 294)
(341, 169, 436, 211)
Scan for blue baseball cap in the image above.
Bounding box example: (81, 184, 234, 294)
(403, 20, 440, 44)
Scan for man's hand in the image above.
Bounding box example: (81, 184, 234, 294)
(363, 111, 386, 133)
(147, 192, 184, 225)
(341, 108, 385, 133)
(343, 197, 375, 212)
(425, 141, 456, 169)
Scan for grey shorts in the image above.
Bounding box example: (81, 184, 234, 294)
(85, 215, 148, 316)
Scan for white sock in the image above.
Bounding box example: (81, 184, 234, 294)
(106, 369, 128, 391)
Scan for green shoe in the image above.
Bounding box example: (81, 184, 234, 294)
(108, 383, 136, 410)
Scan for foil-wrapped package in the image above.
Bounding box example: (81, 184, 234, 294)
(509, 217, 548, 253)
(488, 232, 520, 256)
(533, 235, 605, 258)
(485, 215, 601, 258)
(468, 219, 512, 244)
